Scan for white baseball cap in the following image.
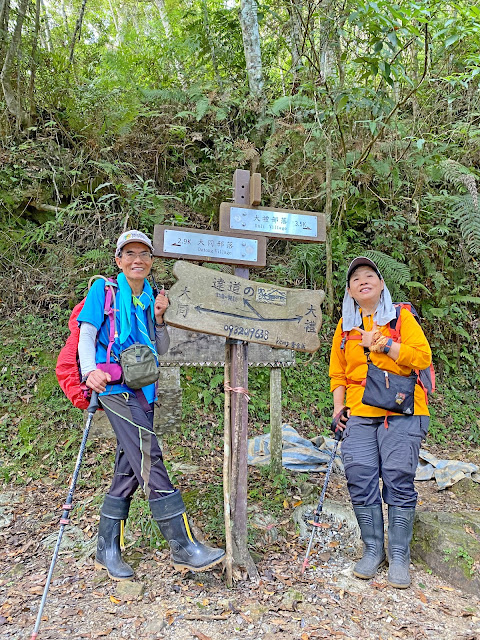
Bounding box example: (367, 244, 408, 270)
(115, 230, 153, 257)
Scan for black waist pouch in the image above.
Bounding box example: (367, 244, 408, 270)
(362, 363, 416, 415)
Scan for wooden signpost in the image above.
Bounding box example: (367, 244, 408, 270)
(153, 168, 325, 585)
(153, 225, 266, 267)
(219, 203, 326, 243)
(164, 261, 324, 353)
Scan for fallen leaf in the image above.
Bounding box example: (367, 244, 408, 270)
(370, 581, 388, 590)
(301, 633, 310, 640)
(438, 586, 455, 591)
(109, 595, 121, 604)
(92, 629, 113, 637)
(190, 629, 213, 640)
(417, 590, 427, 603)
(165, 610, 177, 625)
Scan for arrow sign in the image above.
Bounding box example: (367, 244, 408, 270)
(219, 203, 326, 243)
(164, 261, 325, 353)
(153, 225, 267, 267)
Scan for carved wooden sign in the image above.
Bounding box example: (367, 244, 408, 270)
(153, 225, 267, 267)
(157, 326, 295, 366)
(164, 261, 325, 353)
(219, 203, 326, 243)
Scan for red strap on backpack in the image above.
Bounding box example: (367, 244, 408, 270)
(56, 278, 117, 410)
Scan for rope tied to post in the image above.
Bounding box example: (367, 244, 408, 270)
(224, 380, 250, 401)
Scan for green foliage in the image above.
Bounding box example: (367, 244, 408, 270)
(0, 0, 479, 485)
(440, 160, 480, 256)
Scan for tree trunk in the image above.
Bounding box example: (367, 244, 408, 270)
(69, 0, 88, 64)
(239, 0, 264, 98)
(286, 0, 304, 82)
(153, 0, 171, 38)
(28, 0, 41, 118)
(0, 0, 30, 128)
(325, 136, 334, 317)
(40, 0, 52, 52)
(201, 0, 222, 89)
(0, 0, 10, 58)
(152, 0, 185, 85)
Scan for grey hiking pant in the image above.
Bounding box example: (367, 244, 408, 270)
(341, 415, 429, 508)
(99, 393, 175, 501)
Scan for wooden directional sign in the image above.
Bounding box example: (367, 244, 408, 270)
(153, 225, 266, 267)
(164, 261, 325, 353)
(157, 326, 295, 367)
(219, 203, 326, 243)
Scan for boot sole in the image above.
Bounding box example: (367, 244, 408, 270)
(353, 558, 387, 579)
(94, 561, 134, 581)
(388, 580, 410, 589)
(173, 552, 225, 573)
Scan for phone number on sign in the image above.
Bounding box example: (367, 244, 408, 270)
(224, 324, 269, 340)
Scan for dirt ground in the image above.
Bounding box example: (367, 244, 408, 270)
(1, 441, 479, 640)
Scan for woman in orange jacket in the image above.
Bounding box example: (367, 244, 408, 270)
(329, 256, 432, 589)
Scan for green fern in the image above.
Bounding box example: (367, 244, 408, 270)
(440, 159, 480, 256)
(451, 196, 480, 257)
(360, 250, 411, 287)
(139, 88, 188, 104)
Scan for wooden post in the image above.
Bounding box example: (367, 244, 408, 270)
(223, 344, 233, 587)
(224, 169, 258, 580)
(269, 367, 283, 477)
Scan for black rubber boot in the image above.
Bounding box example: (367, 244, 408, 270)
(150, 490, 225, 572)
(95, 495, 134, 581)
(387, 506, 415, 589)
(353, 504, 387, 579)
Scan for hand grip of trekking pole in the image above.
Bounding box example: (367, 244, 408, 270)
(331, 406, 349, 440)
(88, 390, 99, 415)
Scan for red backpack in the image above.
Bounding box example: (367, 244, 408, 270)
(56, 277, 118, 410)
(341, 302, 435, 401)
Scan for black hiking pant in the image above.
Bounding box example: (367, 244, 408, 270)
(99, 393, 175, 500)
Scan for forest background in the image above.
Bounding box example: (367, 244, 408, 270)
(0, 0, 480, 494)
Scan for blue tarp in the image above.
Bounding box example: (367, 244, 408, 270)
(247, 424, 480, 490)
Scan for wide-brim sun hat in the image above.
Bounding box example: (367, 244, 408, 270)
(116, 230, 153, 257)
(346, 256, 381, 283)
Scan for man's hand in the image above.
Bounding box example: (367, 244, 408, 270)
(154, 290, 169, 324)
(86, 369, 111, 393)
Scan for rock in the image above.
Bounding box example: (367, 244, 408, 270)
(292, 498, 360, 550)
(0, 490, 18, 529)
(411, 511, 480, 595)
(42, 525, 86, 550)
(143, 617, 167, 634)
(115, 580, 145, 599)
(449, 478, 480, 507)
(280, 588, 304, 611)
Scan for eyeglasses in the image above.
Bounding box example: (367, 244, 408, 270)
(121, 250, 153, 261)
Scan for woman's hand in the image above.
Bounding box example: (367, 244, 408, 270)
(352, 321, 383, 350)
(86, 369, 111, 393)
(154, 290, 169, 324)
(331, 405, 350, 433)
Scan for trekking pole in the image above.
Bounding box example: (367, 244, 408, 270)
(150, 273, 165, 297)
(30, 391, 99, 640)
(301, 406, 349, 574)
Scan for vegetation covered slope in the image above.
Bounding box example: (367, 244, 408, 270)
(1, 0, 479, 480)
